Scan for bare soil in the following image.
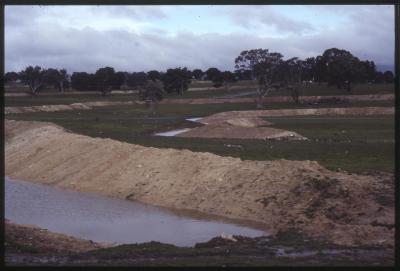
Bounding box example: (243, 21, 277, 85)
(5, 119, 394, 248)
(178, 117, 307, 140)
(200, 107, 394, 124)
(5, 219, 110, 254)
(5, 220, 393, 266)
(4, 101, 139, 114)
(176, 107, 393, 140)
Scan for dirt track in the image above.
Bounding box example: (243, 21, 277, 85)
(5, 120, 394, 248)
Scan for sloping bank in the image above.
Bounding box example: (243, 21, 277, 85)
(5, 120, 394, 248)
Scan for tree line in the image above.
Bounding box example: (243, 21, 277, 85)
(234, 47, 394, 107)
(3, 66, 240, 96)
(4, 47, 394, 105)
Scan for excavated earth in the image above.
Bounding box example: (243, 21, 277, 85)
(178, 117, 307, 140)
(5, 94, 394, 114)
(200, 107, 394, 124)
(5, 120, 394, 248)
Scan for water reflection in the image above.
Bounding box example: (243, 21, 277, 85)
(5, 177, 266, 247)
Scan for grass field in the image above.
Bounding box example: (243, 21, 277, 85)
(5, 82, 394, 105)
(7, 102, 394, 174)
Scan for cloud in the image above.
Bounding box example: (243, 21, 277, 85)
(224, 6, 315, 34)
(5, 5, 394, 73)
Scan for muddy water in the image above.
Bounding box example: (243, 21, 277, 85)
(5, 177, 266, 247)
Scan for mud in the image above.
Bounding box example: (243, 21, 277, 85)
(5, 220, 110, 254)
(5, 119, 394, 248)
(5, 221, 393, 266)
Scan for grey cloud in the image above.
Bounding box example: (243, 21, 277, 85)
(88, 6, 167, 21)
(226, 6, 314, 34)
(5, 5, 43, 28)
(5, 6, 394, 73)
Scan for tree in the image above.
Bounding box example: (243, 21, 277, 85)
(362, 60, 376, 83)
(192, 69, 203, 80)
(278, 58, 304, 104)
(234, 69, 252, 80)
(19, 66, 47, 95)
(382, 71, 394, 83)
(161, 67, 191, 95)
(212, 71, 237, 88)
(205, 67, 221, 81)
(4, 72, 20, 83)
(147, 70, 161, 81)
(321, 48, 362, 91)
(126, 72, 148, 89)
(374, 71, 384, 83)
(235, 49, 284, 108)
(71, 72, 97, 91)
(314, 55, 327, 84)
(111, 71, 126, 89)
(44, 68, 69, 94)
(140, 80, 164, 114)
(95, 67, 115, 96)
(302, 57, 316, 82)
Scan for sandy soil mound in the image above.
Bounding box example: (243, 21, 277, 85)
(5, 101, 138, 115)
(5, 120, 394, 247)
(178, 116, 306, 140)
(218, 117, 272, 127)
(201, 107, 394, 124)
(178, 122, 306, 140)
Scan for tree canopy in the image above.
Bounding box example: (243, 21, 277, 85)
(161, 67, 191, 95)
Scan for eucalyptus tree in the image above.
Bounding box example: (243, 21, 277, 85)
(235, 49, 284, 108)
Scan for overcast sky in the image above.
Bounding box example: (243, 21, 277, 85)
(5, 5, 395, 73)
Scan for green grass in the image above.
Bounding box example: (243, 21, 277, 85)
(5, 83, 393, 107)
(180, 82, 394, 99)
(7, 102, 394, 174)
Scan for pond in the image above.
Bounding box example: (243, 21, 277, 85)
(5, 177, 266, 247)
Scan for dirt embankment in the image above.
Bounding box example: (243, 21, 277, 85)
(178, 117, 307, 140)
(176, 107, 393, 140)
(5, 94, 394, 115)
(200, 107, 394, 124)
(5, 120, 394, 248)
(159, 94, 394, 105)
(4, 101, 141, 114)
(5, 220, 110, 254)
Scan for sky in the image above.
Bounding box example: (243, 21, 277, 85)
(5, 5, 395, 73)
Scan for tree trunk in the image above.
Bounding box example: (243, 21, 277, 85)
(256, 84, 264, 109)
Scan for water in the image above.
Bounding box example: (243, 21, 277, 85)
(154, 128, 192, 137)
(186, 117, 203, 123)
(154, 117, 204, 136)
(5, 177, 266, 247)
